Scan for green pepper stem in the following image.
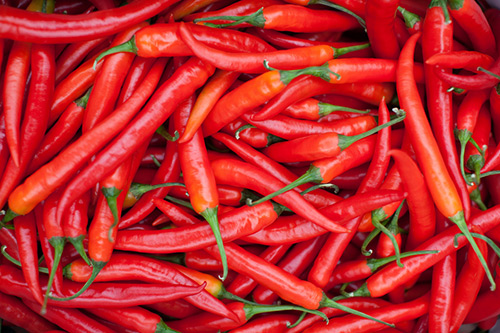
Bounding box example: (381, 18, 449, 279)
(165, 195, 194, 211)
(247, 164, 323, 206)
(201, 207, 228, 281)
(102, 187, 122, 243)
(93, 37, 137, 70)
(397, 6, 421, 29)
(315, 0, 366, 29)
(318, 102, 370, 117)
(1, 245, 49, 274)
(243, 303, 328, 323)
(478, 67, 500, 80)
(367, 250, 439, 272)
(156, 320, 181, 333)
(449, 211, 496, 290)
(49, 260, 106, 301)
(67, 235, 91, 266)
(235, 124, 256, 140)
(370, 206, 403, 267)
(332, 43, 370, 58)
(42, 237, 65, 314)
(320, 294, 394, 328)
(193, 7, 266, 28)
(338, 110, 406, 150)
(128, 182, 185, 201)
(156, 125, 179, 142)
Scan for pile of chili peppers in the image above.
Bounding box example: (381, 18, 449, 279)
(2, 0, 500, 332)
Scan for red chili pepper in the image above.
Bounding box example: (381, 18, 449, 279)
(2, 39, 31, 167)
(399, 31, 493, 288)
(250, 75, 395, 121)
(230, 313, 298, 333)
(117, 57, 156, 106)
(449, 226, 487, 332)
(389, 149, 435, 249)
(115, 198, 281, 253)
(0, 41, 55, 210)
(0, 0, 180, 44)
(303, 293, 430, 332)
(179, 22, 368, 74)
(253, 235, 327, 304)
(210, 158, 349, 233)
(449, 0, 497, 57)
(6, 57, 167, 218)
(13, 212, 43, 305)
(464, 273, 500, 325)
(0, 115, 9, 181)
(249, 27, 373, 58)
(175, 95, 231, 280)
(244, 189, 406, 245)
(281, 97, 370, 121)
(62, 190, 91, 266)
(180, 70, 239, 143)
(202, 243, 393, 326)
(63, 252, 238, 321)
(195, 4, 361, 32)
(55, 36, 109, 84)
(83, 22, 146, 133)
(365, 0, 400, 59)
(242, 112, 377, 140)
(147, 299, 200, 319)
(0, 264, 206, 309)
(201, 62, 338, 137)
(226, 244, 291, 298)
(428, 251, 456, 332)
(0, 291, 57, 332)
(261, 112, 403, 163)
(425, 51, 494, 73)
(212, 132, 340, 208)
(85, 306, 176, 333)
(184, 0, 283, 22)
(26, 87, 91, 175)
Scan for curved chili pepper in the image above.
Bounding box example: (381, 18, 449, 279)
(23, 298, 114, 333)
(242, 112, 377, 140)
(261, 112, 403, 163)
(251, 75, 395, 121)
(425, 51, 494, 73)
(180, 70, 239, 143)
(26, 87, 91, 175)
(13, 212, 43, 305)
(85, 307, 178, 333)
(96, 23, 275, 62)
(2, 39, 30, 167)
(449, 0, 496, 57)
(210, 158, 349, 233)
(184, 0, 283, 22)
(244, 189, 406, 245)
(115, 199, 281, 253)
(63, 252, 238, 321)
(226, 244, 291, 298)
(201, 62, 338, 137)
(212, 132, 341, 208)
(253, 235, 327, 304)
(203, 243, 393, 327)
(399, 31, 494, 289)
(449, 226, 487, 332)
(83, 22, 146, 133)
(281, 97, 370, 121)
(179, 22, 368, 73)
(365, 0, 400, 59)
(0, 264, 206, 308)
(0, 0, 180, 43)
(62, 190, 91, 266)
(429, 251, 456, 333)
(302, 293, 430, 332)
(389, 149, 435, 249)
(119, 132, 181, 230)
(7, 57, 167, 218)
(0, 291, 57, 332)
(55, 36, 109, 84)
(174, 96, 228, 280)
(423, 0, 472, 220)
(195, 4, 361, 32)
(0, 41, 55, 210)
